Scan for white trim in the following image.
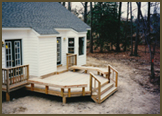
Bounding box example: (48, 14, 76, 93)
(38, 34, 59, 38)
(86, 28, 91, 30)
(2, 28, 40, 36)
(55, 28, 79, 34)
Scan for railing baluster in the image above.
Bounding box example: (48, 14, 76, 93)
(13, 69, 15, 84)
(94, 79, 96, 92)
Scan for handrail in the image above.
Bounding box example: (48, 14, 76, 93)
(66, 53, 77, 70)
(2, 64, 29, 92)
(90, 72, 101, 103)
(108, 64, 118, 87)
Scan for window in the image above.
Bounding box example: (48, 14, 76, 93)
(79, 37, 84, 55)
(68, 38, 74, 53)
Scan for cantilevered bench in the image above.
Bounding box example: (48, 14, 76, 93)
(27, 77, 89, 103)
(70, 65, 110, 78)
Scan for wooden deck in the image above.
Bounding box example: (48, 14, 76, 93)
(2, 62, 118, 104)
(26, 71, 110, 103)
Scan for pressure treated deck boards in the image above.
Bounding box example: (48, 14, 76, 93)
(26, 71, 108, 94)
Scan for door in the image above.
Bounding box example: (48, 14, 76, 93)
(5, 40, 22, 77)
(57, 37, 61, 65)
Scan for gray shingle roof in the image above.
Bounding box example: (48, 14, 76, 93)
(2, 2, 90, 35)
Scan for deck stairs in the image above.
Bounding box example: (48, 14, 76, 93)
(90, 74, 118, 104)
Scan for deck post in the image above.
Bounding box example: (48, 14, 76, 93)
(6, 92, 10, 102)
(98, 83, 101, 103)
(27, 65, 29, 80)
(108, 65, 110, 83)
(6, 69, 10, 101)
(115, 72, 118, 87)
(89, 74, 92, 95)
(31, 83, 34, 91)
(85, 70, 87, 73)
(61, 88, 64, 97)
(63, 97, 66, 104)
(68, 88, 71, 97)
(82, 87, 85, 96)
(45, 86, 48, 94)
(75, 54, 77, 65)
(66, 55, 69, 70)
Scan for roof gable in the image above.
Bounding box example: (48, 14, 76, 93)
(2, 2, 90, 35)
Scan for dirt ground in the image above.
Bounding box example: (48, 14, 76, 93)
(2, 54, 160, 114)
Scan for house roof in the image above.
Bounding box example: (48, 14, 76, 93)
(2, 2, 90, 35)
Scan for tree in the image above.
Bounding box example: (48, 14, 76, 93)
(116, 2, 122, 52)
(68, 2, 71, 11)
(84, 2, 88, 23)
(130, 2, 133, 55)
(62, 2, 66, 7)
(134, 2, 141, 56)
(123, 2, 129, 51)
(90, 2, 93, 53)
(136, 2, 160, 80)
(92, 2, 118, 52)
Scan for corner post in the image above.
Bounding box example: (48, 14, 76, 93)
(108, 65, 110, 83)
(6, 69, 10, 101)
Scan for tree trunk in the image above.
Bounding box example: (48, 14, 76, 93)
(62, 2, 66, 7)
(124, 2, 129, 51)
(84, 2, 88, 23)
(148, 2, 155, 79)
(90, 2, 93, 53)
(130, 2, 133, 55)
(134, 2, 141, 56)
(116, 2, 122, 52)
(68, 2, 71, 12)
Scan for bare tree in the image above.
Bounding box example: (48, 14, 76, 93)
(116, 2, 122, 52)
(84, 2, 88, 23)
(134, 2, 141, 56)
(62, 2, 66, 7)
(68, 2, 71, 11)
(130, 2, 133, 55)
(124, 2, 129, 51)
(136, 2, 159, 80)
(90, 2, 93, 53)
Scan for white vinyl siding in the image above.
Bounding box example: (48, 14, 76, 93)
(2, 29, 39, 76)
(38, 37, 57, 76)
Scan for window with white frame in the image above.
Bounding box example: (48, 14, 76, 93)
(68, 38, 74, 53)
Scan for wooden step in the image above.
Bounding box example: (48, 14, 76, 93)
(92, 74, 108, 85)
(100, 87, 117, 103)
(92, 83, 113, 96)
(100, 83, 114, 95)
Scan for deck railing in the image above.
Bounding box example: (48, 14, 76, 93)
(90, 72, 101, 103)
(108, 65, 118, 87)
(2, 65, 29, 92)
(66, 53, 77, 70)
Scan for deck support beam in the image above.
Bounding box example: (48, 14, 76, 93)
(61, 88, 66, 104)
(45, 86, 48, 94)
(6, 92, 10, 102)
(62, 97, 66, 104)
(31, 83, 34, 91)
(82, 87, 85, 96)
(68, 88, 71, 97)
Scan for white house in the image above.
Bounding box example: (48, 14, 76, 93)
(2, 2, 90, 77)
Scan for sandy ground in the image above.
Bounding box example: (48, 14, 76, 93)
(2, 56, 160, 114)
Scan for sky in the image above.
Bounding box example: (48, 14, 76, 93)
(67, 2, 160, 20)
